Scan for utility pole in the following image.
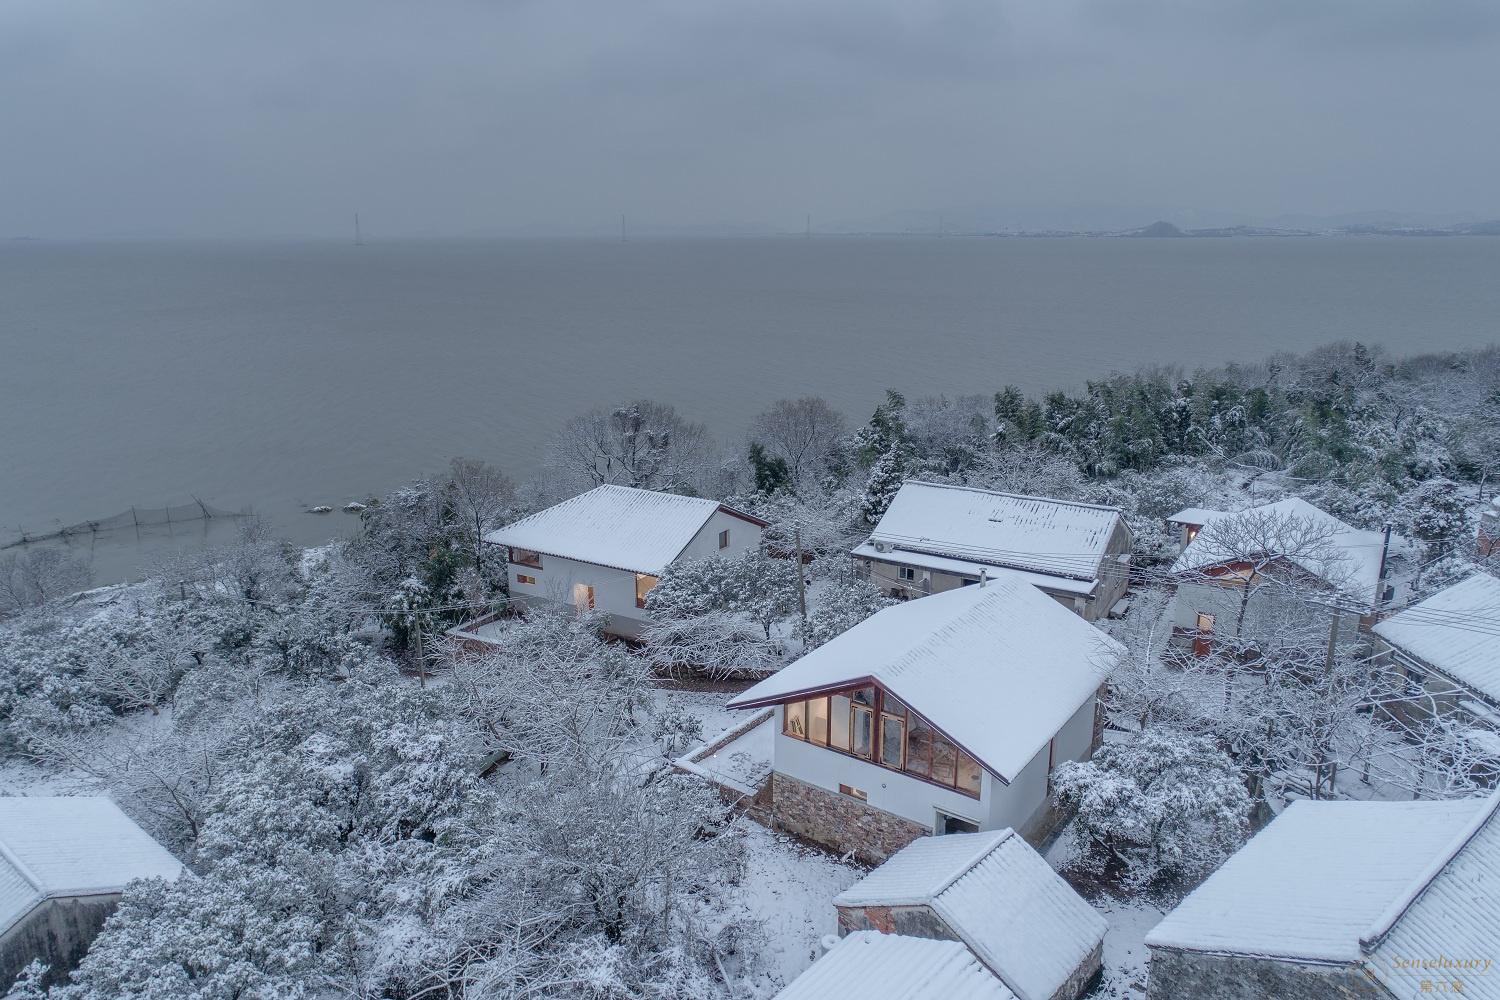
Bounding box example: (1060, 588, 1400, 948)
(1372, 521, 1394, 617)
(414, 613, 427, 688)
(794, 529, 808, 622)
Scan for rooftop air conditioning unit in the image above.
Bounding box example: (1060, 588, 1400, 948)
(874, 541, 889, 553)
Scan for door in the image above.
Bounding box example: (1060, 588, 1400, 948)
(936, 810, 980, 835)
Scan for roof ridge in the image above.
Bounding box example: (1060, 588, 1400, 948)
(930, 828, 1014, 901)
(901, 480, 1124, 514)
(1359, 789, 1500, 953)
(0, 833, 44, 898)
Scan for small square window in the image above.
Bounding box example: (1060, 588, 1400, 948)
(838, 784, 867, 801)
(899, 566, 917, 581)
(718, 529, 730, 549)
(516, 573, 537, 585)
(1195, 612, 1215, 633)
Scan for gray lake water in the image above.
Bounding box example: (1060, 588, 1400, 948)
(3, 235, 1499, 584)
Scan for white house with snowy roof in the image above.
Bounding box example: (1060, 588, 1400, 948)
(0, 797, 182, 990)
(477, 485, 766, 639)
(1169, 497, 1415, 650)
(834, 829, 1105, 1000)
(1144, 790, 1500, 1000)
(854, 481, 1133, 621)
(1374, 572, 1500, 740)
(726, 575, 1122, 862)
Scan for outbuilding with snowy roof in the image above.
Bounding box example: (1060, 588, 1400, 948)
(854, 481, 1133, 621)
(1374, 571, 1500, 735)
(835, 829, 1105, 1000)
(773, 931, 1017, 1000)
(0, 797, 182, 991)
(474, 484, 766, 640)
(727, 575, 1122, 862)
(1144, 791, 1500, 1000)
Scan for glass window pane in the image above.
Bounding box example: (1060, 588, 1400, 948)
(852, 687, 876, 707)
(956, 751, 982, 797)
(829, 695, 851, 750)
(905, 717, 934, 778)
(808, 697, 830, 746)
(882, 694, 908, 718)
(880, 716, 904, 768)
(783, 701, 807, 740)
(932, 735, 957, 787)
(852, 706, 873, 757)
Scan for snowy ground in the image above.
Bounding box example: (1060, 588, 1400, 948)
(723, 820, 863, 999)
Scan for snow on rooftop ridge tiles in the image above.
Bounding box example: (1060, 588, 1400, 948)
(484, 484, 758, 575)
(773, 931, 1018, 1000)
(864, 481, 1126, 583)
(837, 830, 1106, 1000)
(1144, 797, 1483, 964)
(727, 574, 1122, 781)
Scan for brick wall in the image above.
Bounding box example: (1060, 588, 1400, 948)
(770, 772, 928, 864)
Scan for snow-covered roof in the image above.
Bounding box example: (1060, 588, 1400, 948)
(774, 931, 1017, 1000)
(727, 574, 1122, 782)
(483, 485, 763, 576)
(1171, 497, 1408, 610)
(1145, 797, 1484, 964)
(1164, 507, 1221, 526)
(851, 542, 1098, 597)
(862, 481, 1126, 584)
(835, 830, 1105, 1000)
(0, 797, 182, 937)
(1374, 573, 1500, 703)
(1364, 791, 1500, 1000)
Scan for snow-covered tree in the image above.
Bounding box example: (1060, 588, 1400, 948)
(0, 548, 91, 615)
(1052, 728, 1251, 892)
(804, 578, 894, 650)
(552, 399, 714, 495)
(859, 447, 906, 525)
(748, 397, 847, 487)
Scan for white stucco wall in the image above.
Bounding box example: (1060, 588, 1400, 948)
(506, 553, 647, 635)
(676, 508, 763, 561)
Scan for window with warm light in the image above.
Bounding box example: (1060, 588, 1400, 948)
(509, 548, 543, 569)
(635, 573, 658, 609)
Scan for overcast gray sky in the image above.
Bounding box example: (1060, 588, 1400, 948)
(3, 0, 1498, 238)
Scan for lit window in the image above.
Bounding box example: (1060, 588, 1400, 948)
(783, 701, 808, 740)
(515, 574, 536, 585)
(839, 784, 867, 801)
(1195, 612, 1215, 633)
(718, 529, 730, 549)
(635, 573, 658, 609)
(510, 548, 543, 569)
(808, 696, 830, 745)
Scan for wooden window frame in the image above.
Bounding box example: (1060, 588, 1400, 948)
(778, 683, 980, 800)
(509, 547, 543, 570)
(718, 528, 731, 549)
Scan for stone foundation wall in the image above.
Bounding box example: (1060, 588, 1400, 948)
(1147, 948, 1392, 1000)
(770, 772, 927, 864)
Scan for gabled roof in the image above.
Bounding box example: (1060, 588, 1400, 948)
(483, 485, 764, 576)
(1145, 796, 1484, 964)
(774, 931, 1017, 1000)
(0, 797, 183, 937)
(1374, 573, 1500, 703)
(835, 830, 1105, 1000)
(861, 481, 1126, 584)
(727, 574, 1122, 782)
(1364, 791, 1500, 1000)
(1171, 497, 1409, 611)
(1164, 507, 1222, 526)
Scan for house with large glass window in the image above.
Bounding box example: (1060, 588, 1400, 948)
(726, 573, 1123, 862)
(852, 481, 1133, 620)
(482, 485, 767, 639)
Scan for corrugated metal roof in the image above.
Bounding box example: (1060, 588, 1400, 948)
(1374, 572, 1500, 703)
(1364, 791, 1500, 999)
(774, 931, 1017, 1000)
(727, 574, 1122, 781)
(864, 482, 1125, 583)
(835, 830, 1105, 1000)
(0, 797, 183, 936)
(1145, 798, 1482, 963)
(485, 485, 755, 575)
